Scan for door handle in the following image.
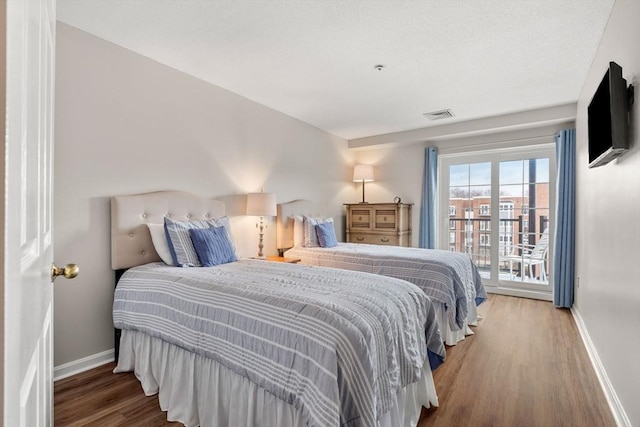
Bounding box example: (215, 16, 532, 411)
(51, 263, 79, 282)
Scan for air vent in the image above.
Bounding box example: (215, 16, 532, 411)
(423, 109, 454, 120)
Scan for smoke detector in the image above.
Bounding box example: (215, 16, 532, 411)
(423, 109, 454, 120)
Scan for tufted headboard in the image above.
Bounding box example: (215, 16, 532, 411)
(111, 191, 226, 270)
(276, 199, 328, 250)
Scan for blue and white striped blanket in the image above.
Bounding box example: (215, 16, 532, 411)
(285, 243, 487, 330)
(113, 260, 445, 427)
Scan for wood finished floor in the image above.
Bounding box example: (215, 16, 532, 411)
(54, 294, 616, 426)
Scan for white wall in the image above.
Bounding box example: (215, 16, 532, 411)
(54, 23, 355, 367)
(574, 1, 639, 425)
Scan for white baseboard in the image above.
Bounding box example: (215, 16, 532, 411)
(53, 348, 115, 382)
(571, 306, 630, 427)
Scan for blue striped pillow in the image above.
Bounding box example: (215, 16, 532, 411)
(315, 221, 338, 248)
(189, 227, 238, 267)
(164, 216, 236, 267)
(302, 216, 333, 247)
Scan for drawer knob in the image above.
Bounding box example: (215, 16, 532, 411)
(384, 216, 387, 221)
(356, 236, 364, 241)
(358, 216, 362, 221)
(381, 238, 390, 243)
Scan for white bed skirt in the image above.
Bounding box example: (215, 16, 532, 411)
(114, 330, 439, 427)
(434, 301, 479, 346)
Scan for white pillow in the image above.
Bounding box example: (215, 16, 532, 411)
(302, 216, 333, 247)
(147, 223, 174, 265)
(292, 215, 304, 247)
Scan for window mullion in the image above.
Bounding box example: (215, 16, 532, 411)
(489, 159, 500, 286)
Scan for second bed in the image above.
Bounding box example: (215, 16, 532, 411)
(277, 200, 487, 346)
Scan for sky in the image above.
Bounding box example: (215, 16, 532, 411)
(450, 158, 550, 197)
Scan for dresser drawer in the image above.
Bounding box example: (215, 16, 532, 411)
(374, 209, 397, 230)
(349, 208, 372, 230)
(349, 233, 399, 246)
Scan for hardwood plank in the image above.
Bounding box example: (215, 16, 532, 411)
(54, 295, 616, 426)
(418, 295, 616, 427)
(54, 364, 179, 426)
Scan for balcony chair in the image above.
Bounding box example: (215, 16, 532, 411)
(501, 228, 549, 282)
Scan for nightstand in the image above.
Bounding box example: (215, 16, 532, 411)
(265, 256, 301, 264)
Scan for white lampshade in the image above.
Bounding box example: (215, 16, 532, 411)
(353, 164, 375, 182)
(246, 192, 277, 217)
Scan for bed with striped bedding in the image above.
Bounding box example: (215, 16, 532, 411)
(276, 199, 487, 346)
(284, 243, 486, 345)
(284, 243, 485, 328)
(113, 260, 445, 427)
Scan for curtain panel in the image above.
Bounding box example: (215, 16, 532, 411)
(553, 129, 576, 308)
(419, 147, 438, 249)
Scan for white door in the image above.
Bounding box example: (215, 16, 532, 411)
(4, 0, 68, 425)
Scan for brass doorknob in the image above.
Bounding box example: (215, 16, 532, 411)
(51, 263, 79, 281)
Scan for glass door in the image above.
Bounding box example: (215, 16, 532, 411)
(439, 146, 556, 296)
(498, 158, 551, 286)
(447, 162, 493, 280)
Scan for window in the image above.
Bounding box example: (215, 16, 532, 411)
(449, 206, 456, 216)
(480, 204, 490, 216)
(449, 220, 456, 230)
(480, 220, 490, 231)
(480, 234, 490, 246)
(449, 232, 456, 244)
(500, 202, 514, 216)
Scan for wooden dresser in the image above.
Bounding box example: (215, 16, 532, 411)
(344, 203, 412, 247)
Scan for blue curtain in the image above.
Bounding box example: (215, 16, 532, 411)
(419, 147, 438, 249)
(553, 129, 576, 308)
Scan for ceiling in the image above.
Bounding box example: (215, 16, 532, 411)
(56, 0, 615, 141)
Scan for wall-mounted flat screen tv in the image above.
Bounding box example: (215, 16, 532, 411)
(588, 61, 633, 168)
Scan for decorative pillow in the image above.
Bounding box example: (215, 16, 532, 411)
(302, 216, 333, 247)
(292, 215, 304, 247)
(315, 221, 338, 248)
(164, 216, 236, 267)
(147, 223, 174, 265)
(189, 227, 237, 267)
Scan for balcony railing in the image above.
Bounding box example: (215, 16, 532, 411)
(448, 215, 549, 284)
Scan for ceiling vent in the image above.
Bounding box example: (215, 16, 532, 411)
(423, 109, 454, 120)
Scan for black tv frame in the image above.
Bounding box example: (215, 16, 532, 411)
(587, 61, 634, 168)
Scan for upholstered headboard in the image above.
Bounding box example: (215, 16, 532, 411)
(111, 191, 226, 270)
(276, 200, 328, 250)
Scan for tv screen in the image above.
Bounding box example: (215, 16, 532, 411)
(587, 61, 631, 168)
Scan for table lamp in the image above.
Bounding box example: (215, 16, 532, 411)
(353, 164, 374, 203)
(246, 192, 277, 258)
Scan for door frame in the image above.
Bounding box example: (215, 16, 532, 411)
(1, 0, 7, 420)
